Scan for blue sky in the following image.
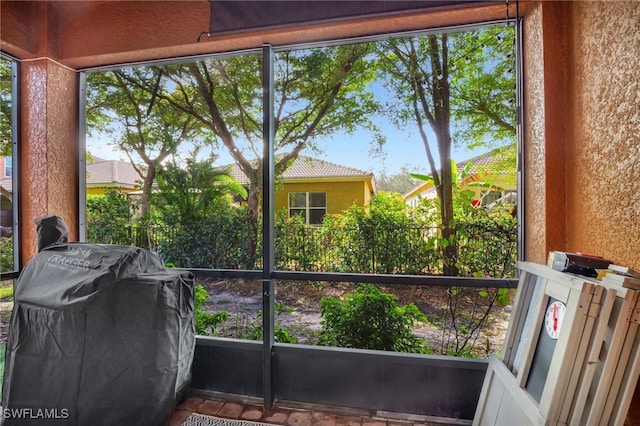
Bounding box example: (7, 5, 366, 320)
(311, 125, 486, 176)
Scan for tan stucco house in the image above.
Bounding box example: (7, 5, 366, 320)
(228, 156, 376, 224)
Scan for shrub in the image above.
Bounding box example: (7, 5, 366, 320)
(0, 236, 13, 272)
(238, 304, 297, 344)
(194, 284, 229, 336)
(0, 284, 13, 301)
(160, 208, 255, 269)
(274, 211, 326, 271)
(318, 284, 430, 353)
(86, 190, 135, 244)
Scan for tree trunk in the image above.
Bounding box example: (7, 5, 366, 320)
(439, 169, 458, 276)
(429, 35, 458, 276)
(139, 163, 157, 220)
(245, 186, 261, 262)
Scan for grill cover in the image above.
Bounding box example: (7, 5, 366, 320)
(1, 243, 195, 425)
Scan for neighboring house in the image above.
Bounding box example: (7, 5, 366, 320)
(402, 147, 517, 209)
(1, 156, 142, 225)
(228, 156, 376, 225)
(86, 157, 142, 195)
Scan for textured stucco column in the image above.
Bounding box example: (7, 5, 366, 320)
(19, 58, 79, 265)
(522, 2, 570, 264)
(565, 1, 640, 269)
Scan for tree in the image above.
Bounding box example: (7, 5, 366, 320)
(155, 152, 256, 269)
(119, 46, 380, 256)
(377, 26, 516, 275)
(86, 68, 212, 219)
(154, 150, 247, 223)
(449, 30, 517, 148)
(376, 165, 419, 194)
(0, 58, 12, 156)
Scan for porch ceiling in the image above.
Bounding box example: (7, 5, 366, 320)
(1, 0, 513, 70)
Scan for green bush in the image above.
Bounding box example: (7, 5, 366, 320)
(318, 284, 430, 353)
(0, 236, 13, 272)
(194, 284, 229, 336)
(86, 190, 135, 244)
(160, 208, 256, 269)
(238, 304, 297, 344)
(0, 285, 13, 301)
(273, 190, 518, 277)
(274, 212, 326, 271)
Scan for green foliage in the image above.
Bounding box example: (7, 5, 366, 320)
(0, 236, 13, 273)
(194, 284, 229, 336)
(151, 150, 251, 268)
(438, 285, 513, 357)
(273, 45, 381, 147)
(272, 189, 517, 278)
(86, 189, 135, 244)
(377, 26, 517, 276)
(86, 68, 214, 218)
(0, 284, 13, 301)
(318, 284, 430, 353)
(331, 192, 440, 275)
(138, 45, 382, 233)
(238, 304, 297, 344)
(1, 57, 12, 156)
(154, 150, 247, 223)
(159, 209, 256, 269)
(449, 27, 517, 148)
(375, 165, 419, 194)
(274, 211, 327, 271)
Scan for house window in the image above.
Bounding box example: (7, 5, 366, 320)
(3, 156, 12, 177)
(289, 192, 326, 225)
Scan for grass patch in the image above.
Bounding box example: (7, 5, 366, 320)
(0, 286, 12, 301)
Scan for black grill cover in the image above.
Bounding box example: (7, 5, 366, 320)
(1, 243, 195, 425)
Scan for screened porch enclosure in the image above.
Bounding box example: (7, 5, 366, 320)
(4, 0, 639, 424)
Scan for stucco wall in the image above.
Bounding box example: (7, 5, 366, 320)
(20, 59, 79, 263)
(565, 2, 640, 269)
(274, 180, 369, 217)
(522, 2, 570, 264)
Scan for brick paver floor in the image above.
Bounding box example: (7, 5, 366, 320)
(166, 396, 455, 426)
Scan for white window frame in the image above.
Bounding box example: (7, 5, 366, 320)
(288, 191, 327, 225)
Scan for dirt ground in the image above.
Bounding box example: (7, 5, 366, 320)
(201, 278, 512, 357)
(0, 279, 512, 357)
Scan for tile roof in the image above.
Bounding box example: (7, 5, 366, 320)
(86, 157, 141, 188)
(1, 158, 142, 193)
(226, 156, 373, 185)
(457, 147, 514, 176)
(402, 146, 514, 198)
(2, 156, 371, 193)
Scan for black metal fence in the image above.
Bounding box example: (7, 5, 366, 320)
(90, 221, 517, 278)
(274, 221, 516, 277)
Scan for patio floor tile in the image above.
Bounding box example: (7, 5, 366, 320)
(217, 402, 245, 419)
(173, 396, 456, 426)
